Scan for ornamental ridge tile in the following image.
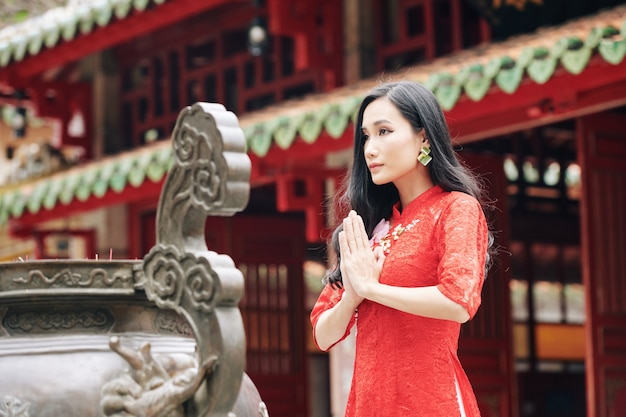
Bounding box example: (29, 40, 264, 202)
(0, 140, 171, 221)
(0, 0, 169, 66)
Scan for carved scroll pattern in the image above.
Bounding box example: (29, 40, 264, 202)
(3, 308, 113, 334)
(139, 103, 251, 417)
(155, 310, 194, 337)
(143, 247, 219, 313)
(12, 268, 133, 288)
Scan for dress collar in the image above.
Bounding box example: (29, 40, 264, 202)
(392, 185, 443, 220)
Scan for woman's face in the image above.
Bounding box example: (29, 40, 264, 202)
(361, 97, 426, 187)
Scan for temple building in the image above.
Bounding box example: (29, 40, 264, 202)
(1, 1, 625, 416)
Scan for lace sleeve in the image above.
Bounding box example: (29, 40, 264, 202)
(310, 284, 356, 351)
(435, 195, 489, 320)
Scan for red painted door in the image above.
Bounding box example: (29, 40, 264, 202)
(459, 152, 517, 417)
(577, 113, 626, 417)
(204, 214, 308, 417)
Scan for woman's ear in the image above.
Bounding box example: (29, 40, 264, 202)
(421, 131, 430, 148)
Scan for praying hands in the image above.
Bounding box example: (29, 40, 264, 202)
(338, 210, 386, 299)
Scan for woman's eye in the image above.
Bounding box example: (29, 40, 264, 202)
(379, 128, 391, 135)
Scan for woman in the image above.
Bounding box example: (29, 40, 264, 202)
(310, 81, 495, 417)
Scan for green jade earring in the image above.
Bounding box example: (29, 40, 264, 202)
(417, 146, 432, 166)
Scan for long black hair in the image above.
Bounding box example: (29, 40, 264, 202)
(324, 80, 495, 288)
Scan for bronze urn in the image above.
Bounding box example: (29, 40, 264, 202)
(0, 103, 268, 417)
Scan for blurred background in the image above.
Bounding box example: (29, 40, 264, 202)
(1, 1, 625, 416)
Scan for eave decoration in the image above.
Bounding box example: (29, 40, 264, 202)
(0, 0, 169, 69)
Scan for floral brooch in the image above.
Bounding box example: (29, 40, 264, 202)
(370, 218, 420, 254)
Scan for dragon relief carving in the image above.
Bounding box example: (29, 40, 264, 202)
(3, 309, 113, 334)
(0, 396, 30, 417)
(101, 336, 217, 417)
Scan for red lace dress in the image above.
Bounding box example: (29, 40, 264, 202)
(311, 185, 488, 417)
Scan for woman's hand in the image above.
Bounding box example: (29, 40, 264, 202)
(338, 258, 364, 308)
(339, 211, 385, 299)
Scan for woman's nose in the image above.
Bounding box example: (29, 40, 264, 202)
(364, 141, 378, 158)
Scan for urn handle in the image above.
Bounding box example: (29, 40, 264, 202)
(141, 103, 251, 417)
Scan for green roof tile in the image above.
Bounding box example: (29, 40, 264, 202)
(0, 0, 170, 68)
(550, 37, 569, 59)
(155, 146, 173, 165)
(43, 178, 63, 210)
(27, 28, 44, 56)
(0, 192, 10, 223)
(11, 34, 28, 62)
(92, 175, 109, 198)
(325, 103, 352, 139)
(527, 52, 557, 85)
(245, 124, 274, 157)
(75, 168, 99, 202)
(495, 64, 524, 94)
(128, 160, 147, 187)
(43, 16, 61, 48)
(26, 182, 49, 214)
(10, 191, 26, 218)
(145, 161, 167, 183)
(61, 13, 79, 41)
(0, 205, 7, 225)
(433, 74, 461, 111)
(273, 116, 301, 149)
(484, 58, 502, 79)
(114, 0, 133, 19)
(599, 38, 626, 64)
(464, 67, 491, 102)
(300, 110, 327, 144)
(59, 175, 81, 205)
(562, 46, 592, 75)
(94, 1, 114, 27)
(109, 162, 129, 193)
(133, 0, 151, 12)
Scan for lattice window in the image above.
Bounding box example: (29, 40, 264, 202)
(116, 4, 340, 149)
(375, 0, 489, 71)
